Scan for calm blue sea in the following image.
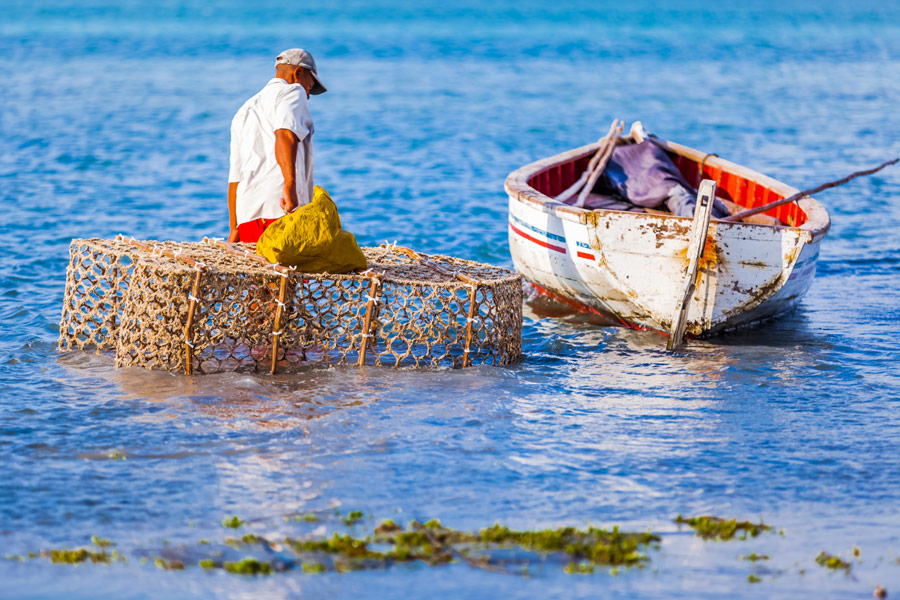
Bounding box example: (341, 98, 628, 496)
(2, 1, 900, 598)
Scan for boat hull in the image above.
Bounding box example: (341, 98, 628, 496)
(506, 137, 830, 337)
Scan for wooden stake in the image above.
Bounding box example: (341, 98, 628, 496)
(462, 285, 478, 368)
(106, 264, 119, 343)
(270, 274, 289, 374)
(722, 158, 898, 223)
(358, 276, 381, 366)
(183, 268, 203, 374)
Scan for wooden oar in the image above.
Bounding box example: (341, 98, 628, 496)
(722, 158, 898, 223)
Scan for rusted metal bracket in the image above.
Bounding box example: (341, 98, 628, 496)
(667, 179, 716, 351)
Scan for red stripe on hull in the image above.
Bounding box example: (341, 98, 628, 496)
(576, 251, 595, 260)
(509, 222, 567, 254)
(528, 283, 658, 334)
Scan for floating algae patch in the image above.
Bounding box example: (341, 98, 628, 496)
(741, 553, 770, 562)
(815, 551, 851, 572)
(674, 515, 771, 541)
(301, 562, 326, 574)
(17, 513, 660, 578)
(374, 519, 403, 535)
(477, 524, 659, 567)
(342, 510, 364, 526)
(154, 557, 185, 570)
(224, 558, 274, 576)
(49, 548, 115, 565)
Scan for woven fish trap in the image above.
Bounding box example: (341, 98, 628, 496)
(58, 237, 523, 373)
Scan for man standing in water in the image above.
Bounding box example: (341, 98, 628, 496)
(227, 49, 327, 243)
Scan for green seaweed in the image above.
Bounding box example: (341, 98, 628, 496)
(49, 548, 111, 564)
(478, 524, 657, 566)
(747, 574, 761, 583)
(674, 515, 770, 541)
(224, 558, 273, 575)
(91, 536, 114, 548)
(288, 532, 385, 560)
(24, 514, 664, 578)
(301, 562, 326, 574)
(374, 519, 403, 537)
(154, 557, 184, 570)
(302, 513, 319, 522)
(564, 561, 595, 574)
(741, 553, 770, 562)
(343, 510, 364, 526)
(815, 551, 851, 572)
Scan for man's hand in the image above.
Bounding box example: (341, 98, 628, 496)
(227, 228, 240, 243)
(280, 182, 299, 214)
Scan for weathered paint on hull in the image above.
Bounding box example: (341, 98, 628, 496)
(506, 136, 829, 337)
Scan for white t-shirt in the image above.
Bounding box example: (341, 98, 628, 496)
(228, 78, 314, 225)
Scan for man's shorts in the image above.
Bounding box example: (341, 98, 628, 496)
(237, 216, 282, 243)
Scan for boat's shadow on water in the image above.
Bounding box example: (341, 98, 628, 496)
(522, 293, 838, 391)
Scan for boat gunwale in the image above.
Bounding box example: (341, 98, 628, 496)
(504, 136, 831, 243)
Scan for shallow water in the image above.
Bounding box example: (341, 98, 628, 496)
(2, 1, 900, 598)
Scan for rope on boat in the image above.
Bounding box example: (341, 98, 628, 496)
(722, 157, 899, 223)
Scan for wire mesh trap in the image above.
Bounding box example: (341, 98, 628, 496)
(58, 237, 523, 373)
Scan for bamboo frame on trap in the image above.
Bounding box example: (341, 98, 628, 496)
(58, 237, 523, 373)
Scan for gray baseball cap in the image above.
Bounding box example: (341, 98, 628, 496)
(275, 48, 327, 95)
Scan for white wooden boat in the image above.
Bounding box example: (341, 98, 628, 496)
(505, 123, 831, 339)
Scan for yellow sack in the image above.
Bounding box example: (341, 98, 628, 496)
(255, 186, 368, 273)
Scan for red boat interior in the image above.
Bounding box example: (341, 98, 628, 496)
(527, 149, 808, 227)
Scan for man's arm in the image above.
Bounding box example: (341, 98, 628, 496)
(275, 128, 299, 213)
(227, 182, 240, 242)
